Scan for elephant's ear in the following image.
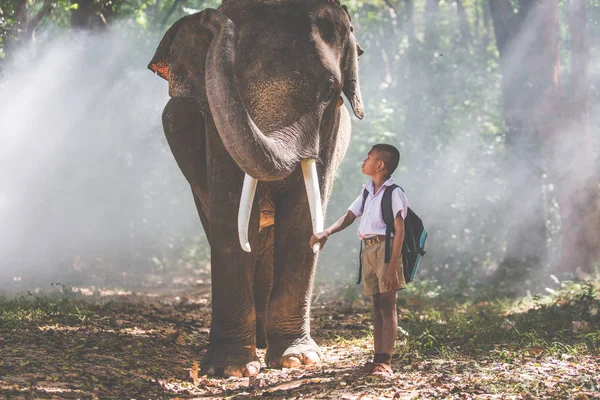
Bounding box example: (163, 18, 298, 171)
(148, 14, 212, 105)
(342, 32, 364, 120)
(148, 18, 185, 80)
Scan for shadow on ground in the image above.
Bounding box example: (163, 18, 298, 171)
(0, 270, 599, 399)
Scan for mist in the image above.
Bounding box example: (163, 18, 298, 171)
(0, 27, 203, 292)
(317, 1, 600, 289)
(1, 1, 598, 295)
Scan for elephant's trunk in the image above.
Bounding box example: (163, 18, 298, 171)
(200, 10, 325, 253)
(202, 10, 323, 251)
(200, 9, 318, 181)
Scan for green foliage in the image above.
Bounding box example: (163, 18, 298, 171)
(0, 279, 597, 397)
(384, 279, 600, 359)
(0, 0, 15, 57)
(0, 0, 220, 59)
(0, 287, 93, 329)
(1, 0, 599, 289)
(319, 0, 507, 285)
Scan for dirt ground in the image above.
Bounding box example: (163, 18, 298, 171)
(0, 266, 599, 399)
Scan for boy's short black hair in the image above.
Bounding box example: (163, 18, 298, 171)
(371, 143, 400, 174)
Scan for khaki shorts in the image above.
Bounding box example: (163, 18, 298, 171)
(362, 238, 406, 296)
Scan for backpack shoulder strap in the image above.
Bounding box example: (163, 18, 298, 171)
(357, 187, 369, 285)
(381, 184, 399, 229)
(382, 184, 399, 263)
(361, 187, 369, 212)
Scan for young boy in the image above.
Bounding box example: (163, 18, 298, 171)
(310, 143, 408, 376)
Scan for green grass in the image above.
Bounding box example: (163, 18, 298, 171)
(390, 279, 600, 360)
(0, 289, 95, 329)
(0, 279, 598, 398)
(1, 279, 598, 358)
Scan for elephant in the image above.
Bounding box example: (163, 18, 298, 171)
(148, 0, 364, 378)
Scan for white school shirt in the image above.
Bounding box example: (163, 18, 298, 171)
(348, 178, 409, 239)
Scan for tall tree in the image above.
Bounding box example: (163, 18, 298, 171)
(549, 0, 600, 275)
(1, 0, 55, 60)
(424, 0, 440, 45)
(489, 0, 551, 280)
(71, 0, 120, 29)
(491, 0, 600, 278)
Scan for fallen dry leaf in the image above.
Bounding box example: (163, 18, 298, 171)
(571, 321, 590, 333)
(189, 362, 200, 386)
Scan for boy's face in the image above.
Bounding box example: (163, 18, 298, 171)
(362, 150, 384, 176)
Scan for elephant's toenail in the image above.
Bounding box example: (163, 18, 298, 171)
(224, 366, 243, 378)
(303, 351, 320, 365)
(281, 356, 302, 368)
(245, 363, 260, 376)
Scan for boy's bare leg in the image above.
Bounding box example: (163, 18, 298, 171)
(371, 294, 383, 353)
(379, 291, 398, 357)
(366, 291, 397, 375)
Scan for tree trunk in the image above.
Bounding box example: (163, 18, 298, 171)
(404, 0, 416, 46)
(455, 0, 472, 45)
(482, 0, 492, 49)
(489, 0, 550, 280)
(71, 0, 106, 30)
(424, 0, 440, 46)
(2, 0, 55, 60)
(159, 0, 183, 28)
(14, 0, 29, 31)
(549, 0, 600, 275)
(71, 0, 121, 30)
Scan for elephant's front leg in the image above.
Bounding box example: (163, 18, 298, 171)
(266, 176, 322, 368)
(202, 125, 261, 378)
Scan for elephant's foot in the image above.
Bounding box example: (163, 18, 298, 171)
(201, 343, 261, 378)
(266, 337, 322, 368)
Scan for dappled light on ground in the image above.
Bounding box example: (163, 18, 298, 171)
(0, 278, 598, 399)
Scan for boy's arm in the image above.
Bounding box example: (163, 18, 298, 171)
(309, 210, 357, 249)
(383, 213, 405, 289)
(325, 210, 357, 236)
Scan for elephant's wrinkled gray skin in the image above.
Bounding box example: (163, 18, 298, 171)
(148, 0, 364, 378)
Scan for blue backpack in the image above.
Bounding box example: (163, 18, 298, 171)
(358, 184, 427, 284)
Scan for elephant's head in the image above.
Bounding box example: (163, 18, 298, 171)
(149, 0, 364, 251)
(149, 0, 363, 177)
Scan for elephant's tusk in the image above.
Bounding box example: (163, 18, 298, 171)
(238, 174, 258, 252)
(301, 159, 324, 253)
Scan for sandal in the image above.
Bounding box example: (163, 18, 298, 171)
(371, 362, 393, 377)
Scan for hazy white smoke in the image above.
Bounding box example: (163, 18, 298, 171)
(2, 5, 597, 294)
(0, 26, 201, 291)
(318, 3, 599, 288)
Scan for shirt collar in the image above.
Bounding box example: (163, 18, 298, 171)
(365, 177, 394, 195)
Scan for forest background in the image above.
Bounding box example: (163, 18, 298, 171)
(2, 0, 599, 293)
(1, 0, 599, 398)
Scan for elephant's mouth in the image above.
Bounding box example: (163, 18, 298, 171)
(239, 159, 324, 254)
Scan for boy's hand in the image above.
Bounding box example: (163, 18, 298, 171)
(383, 261, 399, 290)
(310, 232, 329, 250)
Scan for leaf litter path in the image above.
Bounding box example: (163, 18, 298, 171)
(0, 280, 598, 399)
